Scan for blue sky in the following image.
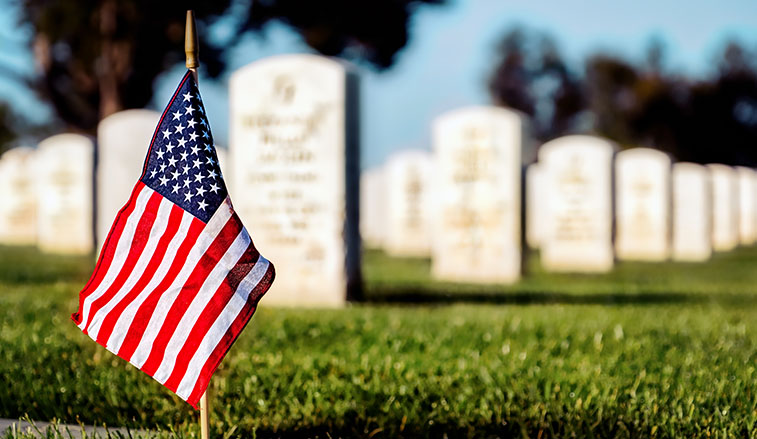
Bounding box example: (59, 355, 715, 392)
(3, 0, 757, 169)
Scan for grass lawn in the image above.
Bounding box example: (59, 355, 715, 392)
(0, 246, 756, 438)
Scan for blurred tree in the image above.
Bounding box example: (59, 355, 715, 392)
(681, 42, 757, 166)
(489, 27, 757, 166)
(17, 0, 232, 132)
(0, 103, 19, 154)
(488, 28, 585, 141)
(14, 0, 445, 133)
(242, 0, 445, 70)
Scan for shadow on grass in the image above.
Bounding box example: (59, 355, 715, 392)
(364, 287, 757, 306)
(226, 419, 697, 439)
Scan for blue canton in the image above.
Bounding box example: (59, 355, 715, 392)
(141, 72, 227, 223)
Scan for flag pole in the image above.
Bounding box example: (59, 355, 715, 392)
(185, 9, 200, 84)
(185, 11, 207, 439)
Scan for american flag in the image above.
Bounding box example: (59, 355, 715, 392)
(72, 71, 274, 409)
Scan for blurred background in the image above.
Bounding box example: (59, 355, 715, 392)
(2, 0, 757, 166)
(2, 1, 757, 438)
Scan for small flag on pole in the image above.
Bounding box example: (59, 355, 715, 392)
(72, 71, 275, 409)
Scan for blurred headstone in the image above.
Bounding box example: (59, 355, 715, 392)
(229, 54, 360, 306)
(615, 148, 671, 261)
(215, 146, 230, 185)
(672, 162, 712, 261)
(360, 166, 386, 249)
(736, 166, 757, 245)
(36, 134, 94, 254)
(525, 163, 546, 249)
(707, 164, 739, 252)
(539, 135, 615, 272)
(384, 149, 432, 257)
(97, 110, 160, 251)
(0, 147, 37, 245)
(431, 106, 525, 283)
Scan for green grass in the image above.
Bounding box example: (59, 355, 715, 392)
(0, 246, 756, 438)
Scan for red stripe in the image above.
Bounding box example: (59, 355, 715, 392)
(94, 204, 185, 345)
(139, 216, 244, 376)
(72, 183, 146, 325)
(162, 240, 260, 392)
(185, 263, 275, 409)
(117, 216, 205, 361)
(82, 191, 164, 334)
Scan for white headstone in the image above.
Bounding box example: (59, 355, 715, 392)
(431, 106, 525, 283)
(0, 147, 37, 245)
(215, 146, 230, 185)
(97, 110, 160, 250)
(384, 150, 432, 257)
(707, 164, 739, 252)
(615, 148, 671, 261)
(538, 135, 615, 272)
(525, 163, 546, 249)
(229, 54, 359, 306)
(736, 166, 757, 245)
(360, 166, 386, 249)
(36, 134, 94, 254)
(672, 162, 712, 261)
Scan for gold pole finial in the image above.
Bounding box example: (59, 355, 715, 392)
(185, 10, 199, 82)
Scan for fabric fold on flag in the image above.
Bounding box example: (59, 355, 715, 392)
(72, 70, 274, 409)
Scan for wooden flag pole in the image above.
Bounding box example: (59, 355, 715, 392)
(185, 11, 208, 439)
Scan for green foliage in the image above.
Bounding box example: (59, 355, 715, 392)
(1, 246, 756, 438)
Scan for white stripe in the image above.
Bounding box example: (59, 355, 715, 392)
(152, 228, 251, 384)
(86, 198, 174, 340)
(176, 254, 270, 399)
(105, 210, 194, 353)
(129, 199, 234, 368)
(78, 186, 153, 331)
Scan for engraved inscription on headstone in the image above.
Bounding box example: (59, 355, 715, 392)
(36, 134, 94, 254)
(431, 106, 524, 283)
(539, 135, 615, 272)
(672, 162, 711, 261)
(707, 164, 739, 252)
(97, 110, 160, 250)
(384, 150, 432, 257)
(229, 55, 359, 306)
(615, 148, 671, 261)
(0, 147, 37, 245)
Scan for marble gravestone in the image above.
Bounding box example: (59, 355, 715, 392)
(36, 134, 94, 254)
(539, 135, 615, 272)
(0, 147, 37, 245)
(525, 163, 546, 249)
(229, 54, 360, 306)
(615, 148, 671, 261)
(736, 167, 757, 245)
(707, 164, 739, 252)
(431, 106, 525, 283)
(672, 162, 712, 261)
(215, 146, 230, 185)
(384, 150, 432, 257)
(360, 166, 386, 249)
(97, 110, 160, 251)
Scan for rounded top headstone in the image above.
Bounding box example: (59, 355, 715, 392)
(230, 54, 348, 86)
(616, 147, 671, 162)
(433, 105, 523, 130)
(98, 109, 160, 141)
(538, 135, 617, 161)
(37, 133, 93, 153)
(0, 145, 34, 161)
